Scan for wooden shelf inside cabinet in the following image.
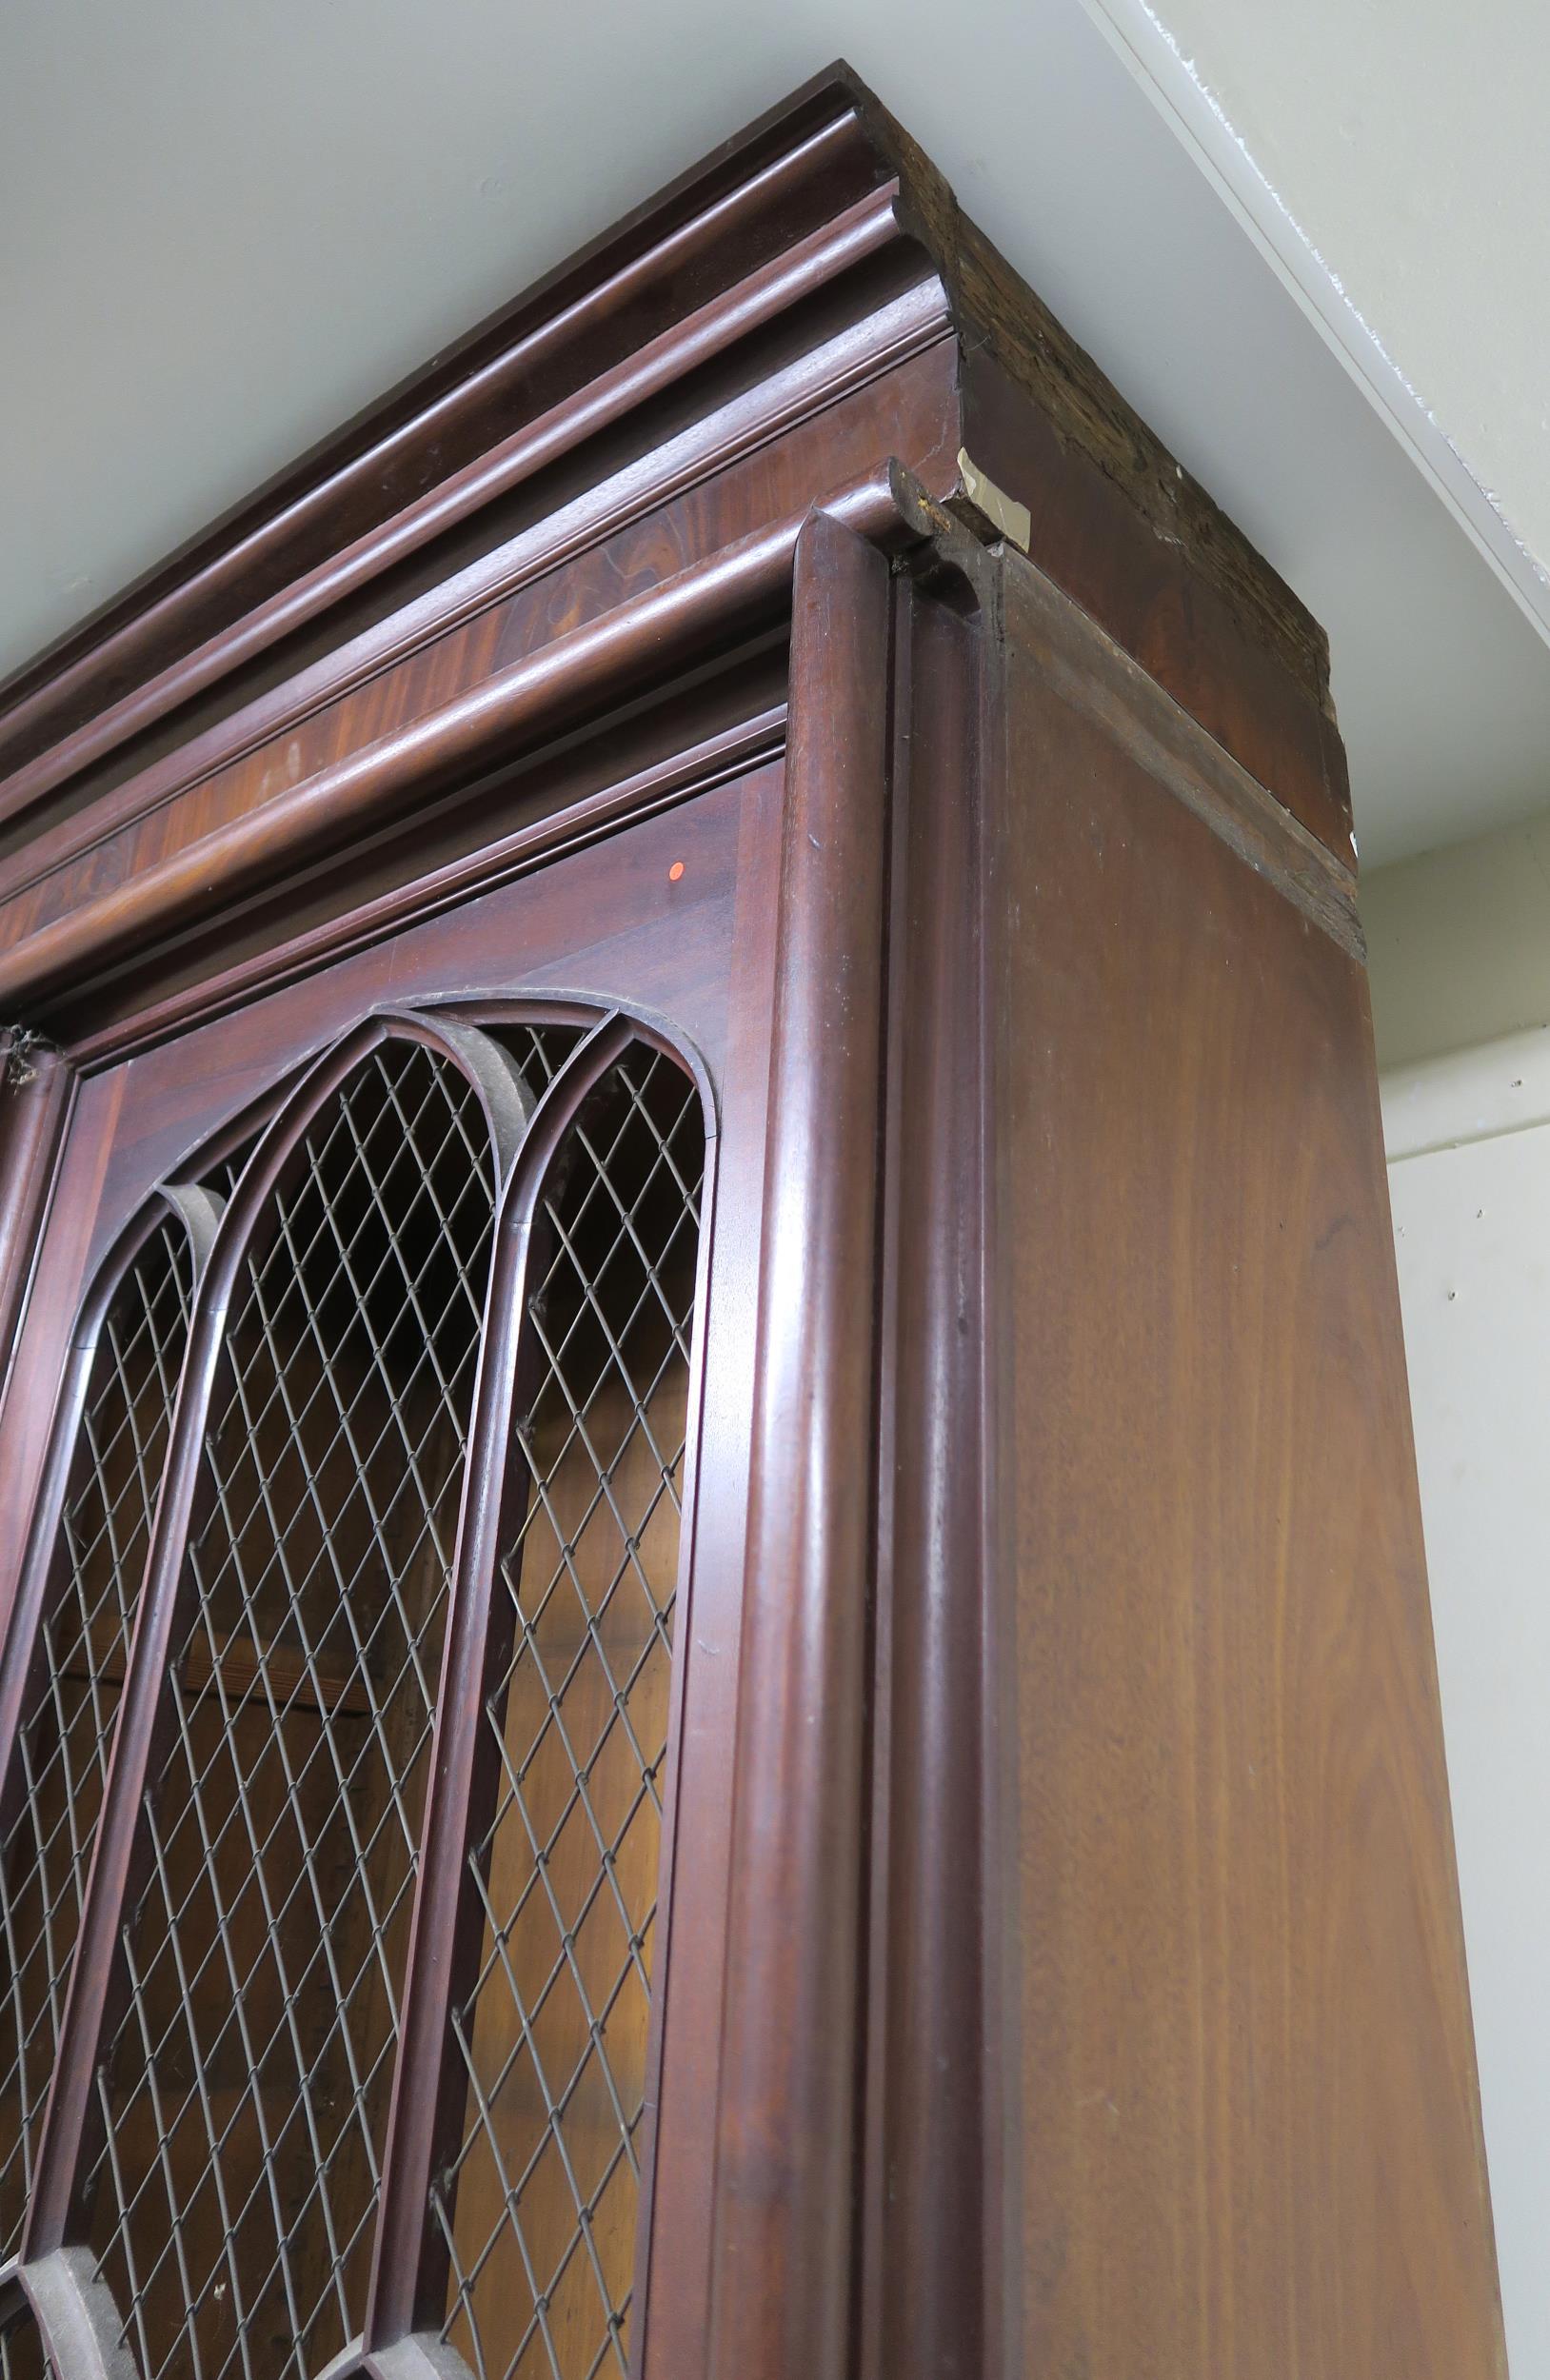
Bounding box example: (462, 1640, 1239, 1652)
(66, 1629, 375, 1719)
(0, 59, 1503, 2380)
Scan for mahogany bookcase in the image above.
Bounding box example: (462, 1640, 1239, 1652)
(0, 65, 1505, 2380)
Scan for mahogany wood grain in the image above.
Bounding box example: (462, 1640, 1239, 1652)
(995, 545, 1505, 2378)
(0, 66, 1347, 961)
(0, 82, 895, 810)
(0, 73, 1503, 2380)
(0, 431, 942, 1014)
(0, 339, 958, 964)
(868, 542, 1009, 2380)
(0, 1051, 72, 1398)
(963, 347, 1354, 869)
(706, 509, 891, 2380)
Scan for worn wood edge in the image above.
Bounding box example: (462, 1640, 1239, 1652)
(954, 208, 1333, 709)
(1004, 544, 1363, 955)
(850, 69, 1334, 718)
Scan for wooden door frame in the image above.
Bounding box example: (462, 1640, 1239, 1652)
(0, 468, 1015, 2380)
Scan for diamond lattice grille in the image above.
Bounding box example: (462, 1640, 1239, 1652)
(84, 1042, 505, 2380)
(436, 1048, 705, 2380)
(0, 1219, 194, 2258)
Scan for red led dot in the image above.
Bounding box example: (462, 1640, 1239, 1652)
(668, 861, 685, 882)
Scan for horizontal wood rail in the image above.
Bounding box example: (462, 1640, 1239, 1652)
(0, 178, 925, 843)
(0, 188, 941, 913)
(67, 1627, 374, 1719)
(0, 471, 920, 1015)
(0, 81, 901, 820)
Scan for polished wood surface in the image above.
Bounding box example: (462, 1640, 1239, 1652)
(0, 66, 1502, 2380)
(0, 69, 1349, 1032)
(0, 776, 779, 2378)
(704, 508, 898, 2380)
(0, 367, 953, 1008)
(868, 541, 1005, 2380)
(0, 1050, 72, 1397)
(0, 79, 914, 817)
(995, 546, 1504, 2377)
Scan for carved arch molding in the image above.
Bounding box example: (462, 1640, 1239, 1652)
(0, 999, 712, 2380)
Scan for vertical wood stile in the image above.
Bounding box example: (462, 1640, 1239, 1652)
(705, 508, 893, 2380)
(0, 1047, 72, 1429)
(870, 558, 1006, 2380)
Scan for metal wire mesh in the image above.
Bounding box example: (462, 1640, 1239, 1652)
(434, 1048, 705, 2380)
(84, 1041, 507, 2380)
(0, 1220, 195, 2259)
(193, 1025, 581, 1213)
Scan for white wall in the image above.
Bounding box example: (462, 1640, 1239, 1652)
(1365, 811, 1550, 1070)
(1370, 824, 1550, 2379)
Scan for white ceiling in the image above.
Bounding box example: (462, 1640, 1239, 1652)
(1122, 0, 1550, 615)
(2, 0, 1547, 867)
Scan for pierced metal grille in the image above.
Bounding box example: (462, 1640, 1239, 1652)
(85, 1043, 499, 2380)
(0, 1220, 195, 2258)
(435, 1048, 705, 2380)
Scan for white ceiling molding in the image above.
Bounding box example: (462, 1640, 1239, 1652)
(1382, 1024, 1550, 1163)
(1081, 0, 1550, 656)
